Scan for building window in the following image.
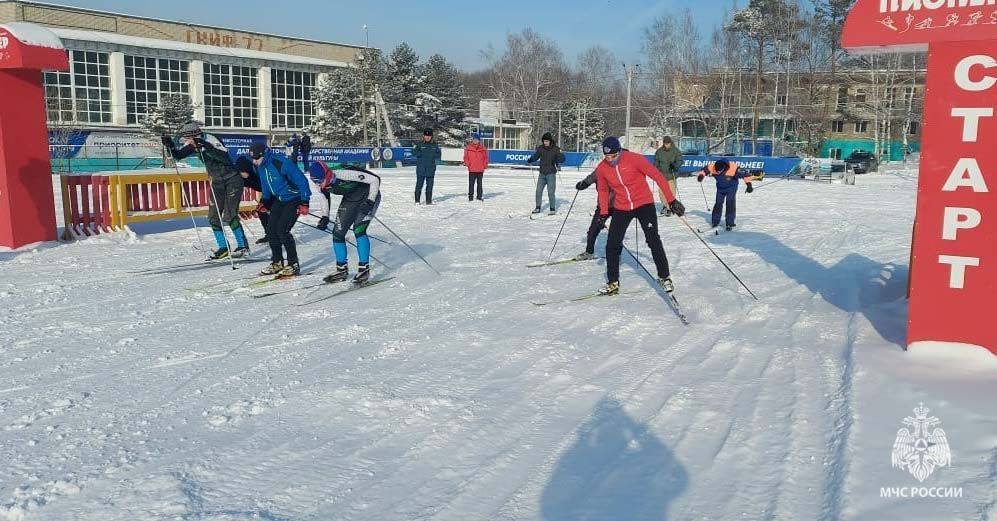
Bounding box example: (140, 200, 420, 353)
(203, 63, 258, 128)
(44, 51, 111, 124)
(855, 120, 869, 133)
(831, 120, 844, 133)
(271, 69, 316, 130)
(853, 88, 867, 103)
(777, 94, 787, 106)
(43, 70, 74, 123)
(785, 119, 796, 132)
(124, 56, 189, 124)
(829, 148, 842, 160)
(837, 87, 848, 108)
(908, 121, 919, 135)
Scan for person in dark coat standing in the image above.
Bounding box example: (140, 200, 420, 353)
(235, 153, 270, 245)
(653, 136, 684, 216)
(412, 128, 441, 204)
(527, 132, 565, 215)
(299, 132, 312, 170)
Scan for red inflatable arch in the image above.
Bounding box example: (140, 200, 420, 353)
(842, 1, 996, 355)
(0, 23, 68, 249)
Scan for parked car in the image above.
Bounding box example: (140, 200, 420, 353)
(845, 150, 879, 174)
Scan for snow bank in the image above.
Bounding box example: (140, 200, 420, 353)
(907, 341, 997, 370)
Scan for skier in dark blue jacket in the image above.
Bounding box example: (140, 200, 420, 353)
(698, 159, 760, 231)
(251, 143, 312, 276)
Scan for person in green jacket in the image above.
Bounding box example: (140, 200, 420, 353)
(653, 136, 684, 216)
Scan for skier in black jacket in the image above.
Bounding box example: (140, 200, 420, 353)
(162, 121, 248, 259)
(235, 154, 270, 245)
(527, 132, 565, 215)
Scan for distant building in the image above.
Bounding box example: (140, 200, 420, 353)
(663, 68, 924, 160)
(465, 99, 532, 150)
(0, 0, 367, 142)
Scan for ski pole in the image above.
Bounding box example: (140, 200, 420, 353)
(191, 144, 238, 270)
(373, 215, 442, 275)
(699, 180, 710, 211)
(295, 219, 390, 268)
(164, 144, 207, 252)
(546, 190, 579, 262)
(751, 175, 793, 191)
(677, 215, 759, 300)
(308, 212, 392, 245)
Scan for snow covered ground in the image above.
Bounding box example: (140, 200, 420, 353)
(1, 165, 994, 521)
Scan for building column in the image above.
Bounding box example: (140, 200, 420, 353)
(108, 51, 127, 126)
(189, 60, 205, 123)
(258, 66, 271, 132)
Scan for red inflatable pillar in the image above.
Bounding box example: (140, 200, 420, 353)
(842, 2, 997, 355)
(0, 23, 68, 248)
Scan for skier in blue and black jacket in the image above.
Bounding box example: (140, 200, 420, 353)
(698, 159, 760, 231)
(251, 143, 311, 277)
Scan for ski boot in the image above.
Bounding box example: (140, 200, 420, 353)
(574, 251, 596, 261)
(317, 216, 330, 231)
(726, 224, 736, 232)
(658, 277, 675, 293)
(208, 247, 229, 260)
(659, 207, 670, 216)
(353, 263, 371, 285)
(548, 208, 557, 216)
(278, 262, 300, 278)
(598, 281, 620, 296)
(531, 207, 542, 215)
(323, 264, 349, 284)
(230, 246, 250, 259)
(260, 261, 283, 276)
(255, 236, 270, 245)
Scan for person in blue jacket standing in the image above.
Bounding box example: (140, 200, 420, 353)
(412, 128, 441, 204)
(698, 159, 759, 231)
(251, 143, 312, 276)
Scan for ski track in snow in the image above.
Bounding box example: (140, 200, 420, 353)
(0, 166, 994, 520)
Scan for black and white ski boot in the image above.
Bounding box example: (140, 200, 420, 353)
(208, 247, 230, 260)
(260, 261, 283, 276)
(317, 216, 330, 231)
(574, 252, 596, 261)
(230, 246, 250, 259)
(658, 277, 675, 293)
(353, 263, 371, 285)
(323, 264, 349, 284)
(531, 207, 542, 215)
(548, 208, 557, 216)
(278, 262, 300, 277)
(599, 281, 620, 296)
(726, 224, 736, 232)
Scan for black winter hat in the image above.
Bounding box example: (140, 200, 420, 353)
(423, 128, 434, 137)
(542, 132, 554, 144)
(249, 143, 266, 159)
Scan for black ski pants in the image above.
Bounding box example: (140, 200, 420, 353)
(266, 199, 300, 265)
(605, 203, 670, 283)
(468, 173, 483, 200)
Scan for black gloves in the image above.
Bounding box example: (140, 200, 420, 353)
(697, 174, 705, 183)
(746, 183, 754, 194)
(668, 200, 686, 217)
(160, 135, 173, 148)
(596, 215, 608, 229)
(576, 180, 590, 191)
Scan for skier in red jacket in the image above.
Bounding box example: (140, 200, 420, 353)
(594, 136, 686, 296)
(463, 133, 489, 201)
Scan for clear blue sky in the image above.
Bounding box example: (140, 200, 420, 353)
(51, 0, 742, 71)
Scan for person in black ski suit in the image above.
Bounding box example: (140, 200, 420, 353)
(309, 161, 382, 285)
(162, 122, 249, 259)
(235, 153, 270, 245)
(300, 132, 312, 170)
(527, 132, 565, 215)
(574, 170, 613, 261)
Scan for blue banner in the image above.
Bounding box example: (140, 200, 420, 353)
(484, 149, 802, 175)
(488, 149, 593, 168)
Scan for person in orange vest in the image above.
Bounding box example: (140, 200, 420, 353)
(698, 159, 760, 231)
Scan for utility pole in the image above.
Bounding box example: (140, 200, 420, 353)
(623, 64, 638, 149)
(557, 109, 562, 148)
(361, 25, 370, 147)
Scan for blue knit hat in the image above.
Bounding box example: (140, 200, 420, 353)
(602, 136, 622, 154)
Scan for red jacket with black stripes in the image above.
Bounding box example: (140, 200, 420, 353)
(595, 150, 675, 216)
